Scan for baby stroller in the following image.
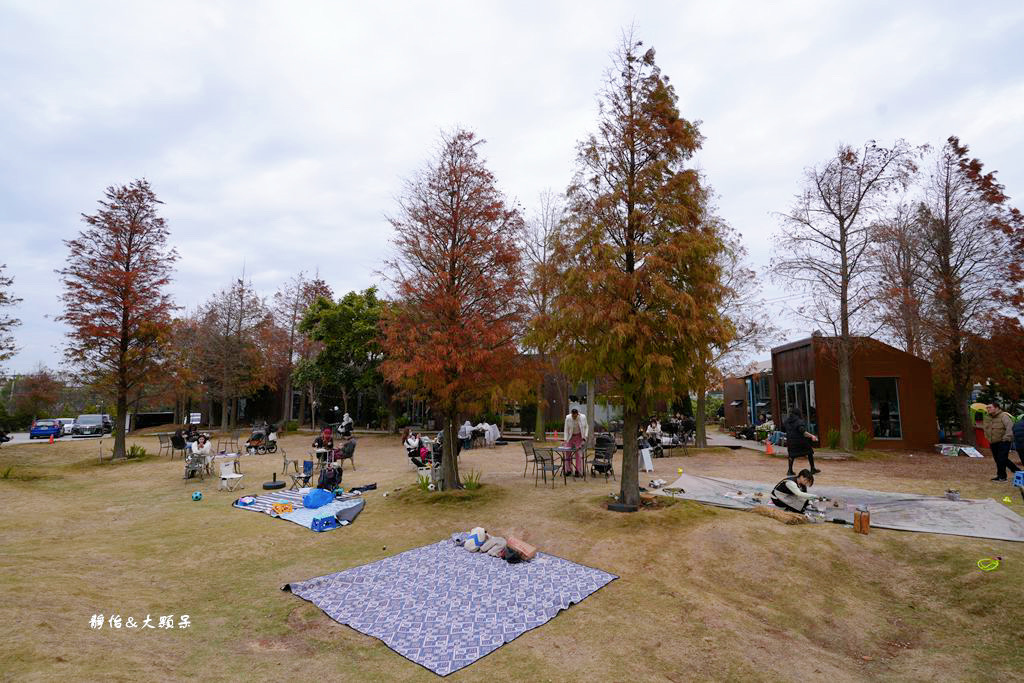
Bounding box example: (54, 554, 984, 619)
(245, 423, 278, 454)
(591, 433, 616, 480)
(407, 436, 436, 468)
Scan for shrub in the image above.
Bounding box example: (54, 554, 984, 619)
(126, 444, 147, 459)
(463, 469, 482, 490)
(826, 429, 840, 449)
(395, 416, 411, 429)
(852, 431, 870, 450)
(544, 419, 563, 433)
(282, 420, 298, 433)
(417, 473, 431, 492)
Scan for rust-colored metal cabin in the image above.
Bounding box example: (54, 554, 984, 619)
(723, 364, 775, 428)
(723, 377, 747, 427)
(771, 336, 937, 450)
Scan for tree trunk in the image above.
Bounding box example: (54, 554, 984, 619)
(586, 379, 596, 448)
(441, 415, 462, 490)
(695, 382, 707, 448)
(619, 410, 640, 507)
(838, 336, 853, 451)
(534, 377, 545, 441)
(113, 392, 127, 459)
(952, 348, 975, 445)
(281, 377, 292, 423)
(220, 393, 229, 432)
(298, 391, 307, 428)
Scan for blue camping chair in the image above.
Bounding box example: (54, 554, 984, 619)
(290, 460, 314, 490)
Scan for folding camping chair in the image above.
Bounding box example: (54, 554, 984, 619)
(184, 452, 205, 481)
(218, 460, 244, 492)
(290, 460, 314, 490)
(281, 446, 299, 475)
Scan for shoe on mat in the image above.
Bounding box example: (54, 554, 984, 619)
(991, 477, 1007, 482)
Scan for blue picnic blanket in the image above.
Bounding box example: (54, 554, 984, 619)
(284, 536, 617, 676)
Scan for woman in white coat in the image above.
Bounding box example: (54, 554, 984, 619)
(562, 408, 588, 477)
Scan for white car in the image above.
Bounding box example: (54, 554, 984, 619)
(59, 418, 77, 436)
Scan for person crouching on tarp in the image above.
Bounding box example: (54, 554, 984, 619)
(770, 469, 819, 513)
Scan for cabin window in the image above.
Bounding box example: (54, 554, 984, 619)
(869, 377, 902, 439)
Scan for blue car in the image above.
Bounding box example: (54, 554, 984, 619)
(29, 419, 63, 439)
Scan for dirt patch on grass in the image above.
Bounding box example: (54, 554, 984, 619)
(393, 482, 506, 507)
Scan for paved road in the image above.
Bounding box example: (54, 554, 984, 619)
(2, 432, 103, 445)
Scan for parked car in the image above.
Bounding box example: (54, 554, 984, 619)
(102, 414, 113, 433)
(29, 419, 63, 439)
(59, 418, 77, 436)
(72, 414, 105, 437)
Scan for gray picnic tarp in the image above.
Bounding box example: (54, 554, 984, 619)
(658, 474, 1024, 543)
(283, 535, 617, 676)
(232, 490, 364, 531)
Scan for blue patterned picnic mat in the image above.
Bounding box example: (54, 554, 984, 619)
(284, 536, 617, 676)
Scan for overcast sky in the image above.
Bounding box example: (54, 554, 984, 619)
(2, 0, 1022, 374)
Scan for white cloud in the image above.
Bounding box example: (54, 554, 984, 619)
(1, 0, 1022, 370)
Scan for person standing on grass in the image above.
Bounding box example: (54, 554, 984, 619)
(1013, 415, 1024, 468)
(984, 403, 1020, 482)
(783, 408, 819, 475)
(563, 407, 588, 478)
(770, 469, 819, 513)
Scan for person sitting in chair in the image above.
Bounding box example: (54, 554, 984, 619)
(313, 427, 337, 464)
(645, 417, 662, 449)
(191, 433, 212, 456)
(770, 469, 819, 513)
(313, 427, 334, 451)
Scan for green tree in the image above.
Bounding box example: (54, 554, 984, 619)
(539, 35, 728, 507)
(299, 288, 387, 421)
(0, 263, 21, 368)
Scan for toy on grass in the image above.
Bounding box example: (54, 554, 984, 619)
(237, 496, 256, 506)
(977, 557, 1001, 571)
(191, 491, 202, 501)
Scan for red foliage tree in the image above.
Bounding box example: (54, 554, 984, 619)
(380, 129, 526, 489)
(58, 179, 177, 458)
(13, 367, 62, 420)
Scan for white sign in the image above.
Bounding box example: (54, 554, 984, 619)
(189, 413, 202, 425)
(639, 448, 654, 472)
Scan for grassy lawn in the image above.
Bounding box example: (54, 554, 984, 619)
(1, 432, 1022, 681)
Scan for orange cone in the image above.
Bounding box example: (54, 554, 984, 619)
(49, 434, 54, 444)
(764, 440, 773, 455)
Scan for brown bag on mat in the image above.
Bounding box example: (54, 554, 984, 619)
(505, 537, 537, 561)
